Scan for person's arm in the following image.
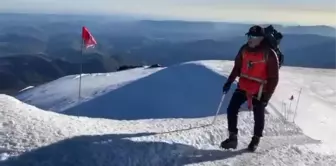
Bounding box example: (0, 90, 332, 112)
(264, 49, 279, 101)
(226, 45, 245, 84)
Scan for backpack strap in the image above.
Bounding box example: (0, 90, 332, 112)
(241, 46, 247, 59)
(263, 49, 269, 61)
(264, 48, 279, 60)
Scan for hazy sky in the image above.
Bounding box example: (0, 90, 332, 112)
(1, 0, 335, 25)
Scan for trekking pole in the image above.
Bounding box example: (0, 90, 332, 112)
(211, 93, 226, 125)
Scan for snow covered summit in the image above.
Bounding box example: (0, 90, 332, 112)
(3, 60, 336, 165)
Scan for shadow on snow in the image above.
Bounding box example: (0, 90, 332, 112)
(1, 132, 248, 166)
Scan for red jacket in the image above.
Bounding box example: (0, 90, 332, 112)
(227, 43, 279, 101)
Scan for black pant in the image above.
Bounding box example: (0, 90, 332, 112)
(227, 89, 266, 137)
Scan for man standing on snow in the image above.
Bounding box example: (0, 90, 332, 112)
(220, 25, 279, 152)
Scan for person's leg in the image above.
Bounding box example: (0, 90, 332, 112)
(227, 89, 247, 134)
(252, 98, 266, 137)
(221, 89, 247, 149)
(247, 98, 266, 151)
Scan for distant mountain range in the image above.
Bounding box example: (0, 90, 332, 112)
(0, 13, 335, 95)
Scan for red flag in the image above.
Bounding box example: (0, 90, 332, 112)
(82, 26, 97, 49)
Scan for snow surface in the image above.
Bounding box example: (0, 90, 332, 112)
(1, 94, 336, 166)
(17, 60, 336, 149)
(3, 60, 336, 165)
(268, 66, 336, 151)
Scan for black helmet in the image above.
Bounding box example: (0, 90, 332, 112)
(246, 25, 265, 37)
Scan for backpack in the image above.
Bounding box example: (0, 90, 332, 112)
(263, 25, 284, 68)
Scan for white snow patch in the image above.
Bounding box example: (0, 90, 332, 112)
(18, 86, 34, 93)
(0, 153, 10, 161)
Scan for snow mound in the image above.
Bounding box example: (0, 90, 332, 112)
(63, 62, 237, 120)
(16, 67, 163, 112)
(1, 94, 335, 166)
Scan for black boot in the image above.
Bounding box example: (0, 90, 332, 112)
(220, 132, 238, 149)
(247, 136, 260, 152)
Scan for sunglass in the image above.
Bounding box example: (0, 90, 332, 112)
(247, 35, 262, 39)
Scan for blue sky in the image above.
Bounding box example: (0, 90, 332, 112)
(1, 0, 335, 25)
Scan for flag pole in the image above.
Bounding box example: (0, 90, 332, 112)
(293, 88, 302, 123)
(78, 26, 96, 102)
(78, 37, 84, 101)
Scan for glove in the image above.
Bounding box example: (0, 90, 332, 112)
(260, 93, 271, 107)
(222, 81, 232, 94)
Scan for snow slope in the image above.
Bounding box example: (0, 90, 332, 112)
(17, 62, 239, 120)
(9, 60, 336, 165)
(1, 94, 336, 166)
(16, 66, 163, 112)
(267, 66, 336, 150)
(58, 62, 239, 120)
(16, 60, 336, 149)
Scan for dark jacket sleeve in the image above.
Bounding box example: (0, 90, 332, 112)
(264, 49, 279, 100)
(226, 45, 245, 84)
